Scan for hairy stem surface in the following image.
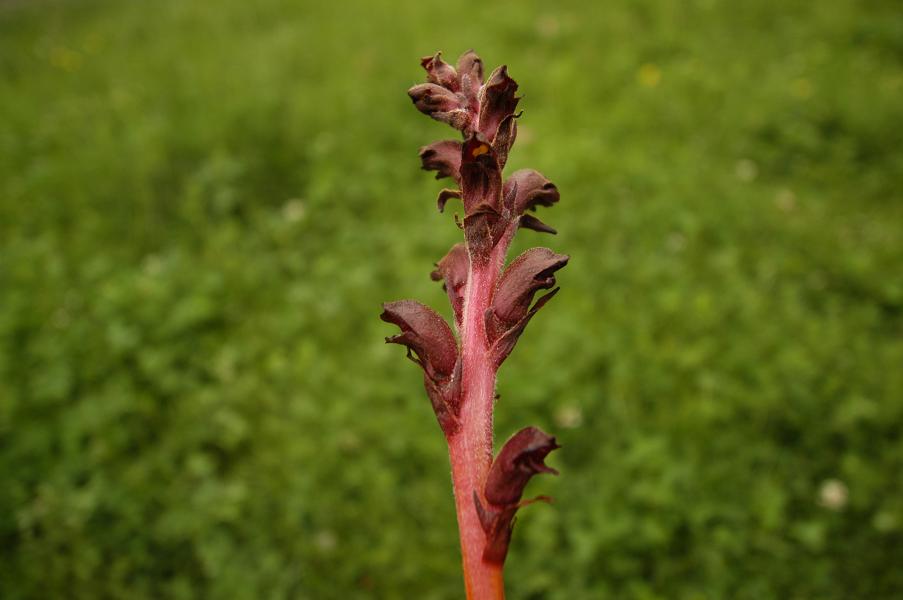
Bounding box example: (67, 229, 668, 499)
(448, 251, 508, 599)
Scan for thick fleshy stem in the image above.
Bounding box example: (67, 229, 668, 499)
(449, 242, 511, 598)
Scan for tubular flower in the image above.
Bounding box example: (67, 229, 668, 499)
(387, 49, 569, 598)
(505, 168, 561, 234)
(475, 427, 560, 564)
(419, 140, 463, 182)
(408, 83, 472, 130)
(485, 247, 569, 366)
(380, 300, 461, 434)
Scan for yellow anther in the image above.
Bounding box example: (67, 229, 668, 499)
(471, 143, 490, 157)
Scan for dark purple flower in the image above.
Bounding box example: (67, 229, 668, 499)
(408, 83, 471, 130)
(430, 243, 469, 327)
(474, 427, 560, 564)
(504, 169, 560, 234)
(485, 248, 569, 365)
(419, 140, 462, 182)
(460, 135, 503, 215)
(380, 300, 461, 434)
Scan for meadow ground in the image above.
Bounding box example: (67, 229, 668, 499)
(1, 0, 902, 598)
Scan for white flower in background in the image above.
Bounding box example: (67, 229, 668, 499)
(818, 478, 849, 511)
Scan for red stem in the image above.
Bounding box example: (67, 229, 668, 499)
(447, 238, 513, 599)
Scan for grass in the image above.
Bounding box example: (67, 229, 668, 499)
(1, 0, 902, 598)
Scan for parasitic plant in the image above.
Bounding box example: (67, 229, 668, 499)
(381, 50, 568, 599)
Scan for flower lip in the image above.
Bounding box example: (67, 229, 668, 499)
(408, 83, 460, 111)
(380, 299, 458, 380)
(474, 426, 561, 564)
(484, 426, 560, 506)
(419, 140, 463, 182)
(490, 247, 569, 327)
(504, 169, 560, 215)
(408, 83, 471, 130)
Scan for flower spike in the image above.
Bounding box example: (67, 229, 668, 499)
(387, 50, 569, 597)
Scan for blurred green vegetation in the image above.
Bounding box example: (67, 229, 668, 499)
(1, 0, 902, 598)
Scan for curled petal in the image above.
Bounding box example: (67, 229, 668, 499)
(504, 169, 560, 215)
(381, 300, 461, 433)
(420, 51, 458, 91)
(486, 427, 560, 506)
(456, 49, 484, 105)
(475, 426, 560, 564)
(430, 243, 469, 327)
(408, 83, 471, 130)
(477, 65, 520, 142)
(380, 300, 457, 381)
(489, 287, 559, 367)
(436, 188, 461, 213)
(488, 247, 569, 335)
(419, 140, 462, 181)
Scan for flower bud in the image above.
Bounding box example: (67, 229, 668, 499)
(456, 49, 484, 105)
(420, 51, 459, 91)
(408, 83, 471, 130)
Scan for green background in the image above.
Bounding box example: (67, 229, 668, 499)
(1, 0, 901, 598)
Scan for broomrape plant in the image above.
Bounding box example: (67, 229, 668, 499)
(381, 50, 568, 599)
